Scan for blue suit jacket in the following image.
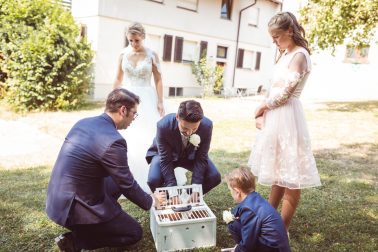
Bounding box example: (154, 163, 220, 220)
(230, 192, 291, 252)
(146, 113, 213, 186)
(46, 113, 152, 227)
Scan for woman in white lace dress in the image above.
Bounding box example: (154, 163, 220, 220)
(248, 12, 321, 231)
(113, 23, 186, 192)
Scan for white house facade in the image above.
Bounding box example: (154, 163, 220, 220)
(71, 0, 281, 100)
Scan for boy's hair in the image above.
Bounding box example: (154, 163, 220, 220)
(225, 167, 256, 194)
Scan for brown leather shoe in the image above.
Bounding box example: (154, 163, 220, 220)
(55, 232, 80, 252)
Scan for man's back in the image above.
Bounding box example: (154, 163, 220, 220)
(46, 114, 127, 226)
(234, 192, 290, 252)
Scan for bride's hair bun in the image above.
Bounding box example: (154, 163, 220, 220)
(128, 22, 146, 38)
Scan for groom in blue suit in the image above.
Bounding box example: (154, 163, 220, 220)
(146, 100, 221, 195)
(46, 89, 165, 252)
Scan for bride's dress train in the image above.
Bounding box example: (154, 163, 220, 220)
(120, 47, 186, 192)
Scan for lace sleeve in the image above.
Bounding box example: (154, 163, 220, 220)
(151, 51, 162, 75)
(265, 71, 305, 109)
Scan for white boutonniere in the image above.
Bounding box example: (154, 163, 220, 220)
(222, 210, 235, 224)
(189, 134, 201, 149)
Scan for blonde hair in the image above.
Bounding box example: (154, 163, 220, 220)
(127, 22, 145, 38)
(268, 12, 310, 56)
(224, 167, 256, 194)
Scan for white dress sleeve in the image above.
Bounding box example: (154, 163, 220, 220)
(265, 50, 310, 109)
(265, 71, 305, 109)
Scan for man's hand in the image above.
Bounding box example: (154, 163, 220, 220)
(153, 191, 167, 208)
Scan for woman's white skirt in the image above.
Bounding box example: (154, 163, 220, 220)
(248, 98, 321, 189)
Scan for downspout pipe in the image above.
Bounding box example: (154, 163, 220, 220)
(231, 0, 257, 88)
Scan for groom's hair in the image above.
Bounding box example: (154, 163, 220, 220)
(105, 88, 140, 113)
(177, 100, 203, 123)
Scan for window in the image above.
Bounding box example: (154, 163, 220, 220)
(174, 37, 184, 62)
(182, 40, 197, 62)
(243, 50, 254, 69)
(170, 38, 198, 63)
(344, 46, 369, 64)
(237, 49, 261, 70)
(221, 0, 232, 20)
(177, 0, 198, 11)
(199, 41, 208, 59)
(169, 87, 183, 97)
(217, 46, 228, 59)
(247, 8, 259, 27)
(163, 35, 173, 61)
(61, 0, 72, 10)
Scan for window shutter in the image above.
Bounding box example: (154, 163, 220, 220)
(255, 51, 261, 70)
(163, 35, 173, 61)
(174, 36, 184, 62)
(236, 49, 244, 68)
(199, 41, 208, 58)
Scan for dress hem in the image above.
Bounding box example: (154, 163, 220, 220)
(256, 180, 322, 190)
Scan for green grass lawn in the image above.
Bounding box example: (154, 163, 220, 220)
(0, 99, 377, 251)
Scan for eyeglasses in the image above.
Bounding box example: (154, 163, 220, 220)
(123, 106, 138, 119)
(133, 112, 139, 119)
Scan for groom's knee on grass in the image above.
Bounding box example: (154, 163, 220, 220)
(203, 174, 221, 194)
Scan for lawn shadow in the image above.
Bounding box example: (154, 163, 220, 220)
(289, 142, 378, 252)
(321, 100, 378, 113)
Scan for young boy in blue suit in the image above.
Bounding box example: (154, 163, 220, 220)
(224, 167, 291, 252)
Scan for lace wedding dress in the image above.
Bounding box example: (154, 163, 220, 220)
(120, 47, 186, 192)
(248, 47, 321, 189)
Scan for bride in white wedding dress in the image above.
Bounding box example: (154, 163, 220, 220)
(113, 23, 186, 192)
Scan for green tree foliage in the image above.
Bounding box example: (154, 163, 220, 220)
(300, 0, 378, 51)
(0, 0, 93, 111)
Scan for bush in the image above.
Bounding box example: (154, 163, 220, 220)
(191, 57, 214, 97)
(0, 54, 7, 99)
(0, 0, 93, 111)
(213, 65, 224, 95)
